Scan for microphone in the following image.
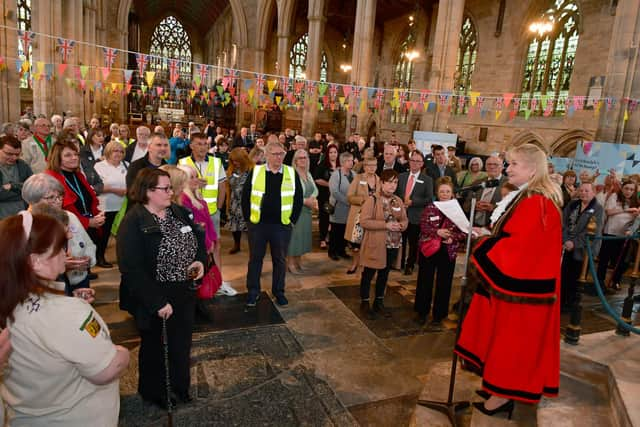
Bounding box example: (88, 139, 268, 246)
(457, 179, 501, 193)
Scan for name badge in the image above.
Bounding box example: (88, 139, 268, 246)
(359, 181, 367, 185)
(430, 216, 440, 221)
(392, 207, 401, 212)
(180, 225, 192, 234)
(416, 179, 424, 184)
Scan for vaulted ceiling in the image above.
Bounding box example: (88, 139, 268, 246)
(131, 0, 229, 31)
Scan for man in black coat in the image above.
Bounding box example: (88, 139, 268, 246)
(376, 143, 408, 176)
(396, 150, 433, 275)
(126, 132, 168, 190)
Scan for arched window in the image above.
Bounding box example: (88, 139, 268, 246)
(17, 0, 32, 89)
(288, 33, 328, 82)
(521, 0, 580, 115)
(149, 16, 192, 83)
(391, 31, 416, 124)
(455, 16, 478, 113)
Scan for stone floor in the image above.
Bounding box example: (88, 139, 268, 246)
(91, 227, 640, 427)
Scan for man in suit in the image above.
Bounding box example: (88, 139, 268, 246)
(425, 144, 457, 192)
(396, 150, 433, 275)
(377, 143, 408, 176)
(247, 123, 261, 147)
(233, 126, 250, 150)
(462, 155, 506, 227)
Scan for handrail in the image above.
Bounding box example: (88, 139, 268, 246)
(585, 234, 640, 334)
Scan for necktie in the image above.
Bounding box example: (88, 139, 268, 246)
(405, 174, 415, 199)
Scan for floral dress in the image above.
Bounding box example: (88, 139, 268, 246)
(228, 170, 249, 232)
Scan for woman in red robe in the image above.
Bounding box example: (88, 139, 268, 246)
(454, 143, 563, 418)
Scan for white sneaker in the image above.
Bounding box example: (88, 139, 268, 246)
(216, 282, 238, 296)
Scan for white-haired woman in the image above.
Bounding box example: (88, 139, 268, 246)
(287, 149, 318, 272)
(457, 157, 487, 188)
(94, 141, 128, 268)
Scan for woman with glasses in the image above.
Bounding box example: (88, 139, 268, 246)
(94, 141, 128, 268)
(344, 155, 380, 274)
(22, 173, 96, 295)
(117, 168, 206, 409)
(287, 149, 318, 273)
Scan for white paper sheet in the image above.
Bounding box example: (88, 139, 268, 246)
(433, 199, 471, 234)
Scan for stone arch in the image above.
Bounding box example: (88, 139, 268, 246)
(117, 0, 248, 49)
(256, 0, 277, 50)
(549, 129, 593, 157)
(508, 129, 548, 153)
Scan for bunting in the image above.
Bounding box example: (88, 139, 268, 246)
(56, 38, 75, 63)
(103, 47, 117, 69)
(17, 30, 36, 55)
(135, 53, 148, 75)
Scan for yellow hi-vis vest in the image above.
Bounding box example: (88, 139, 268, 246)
(179, 155, 220, 214)
(116, 137, 135, 148)
(250, 164, 295, 225)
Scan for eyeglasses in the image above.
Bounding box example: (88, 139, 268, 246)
(268, 151, 286, 157)
(42, 194, 63, 202)
(409, 159, 423, 163)
(151, 186, 173, 193)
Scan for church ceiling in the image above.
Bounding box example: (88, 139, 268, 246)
(131, 0, 229, 31)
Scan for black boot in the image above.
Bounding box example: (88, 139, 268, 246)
(96, 257, 113, 268)
(373, 298, 392, 318)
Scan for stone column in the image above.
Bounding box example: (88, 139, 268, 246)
(426, 0, 465, 131)
(276, 35, 290, 77)
(301, 0, 326, 137)
(0, 1, 23, 121)
(59, 0, 84, 117)
(276, 0, 293, 76)
(349, 0, 376, 136)
(595, 0, 640, 144)
(83, 0, 98, 122)
(31, 0, 57, 117)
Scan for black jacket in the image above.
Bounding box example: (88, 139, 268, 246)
(117, 203, 207, 329)
(125, 153, 167, 189)
(425, 162, 457, 192)
(241, 166, 304, 225)
(79, 145, 104, 194)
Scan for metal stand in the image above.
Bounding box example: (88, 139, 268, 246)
(417, 195, 477, 426)
(162, 317, 174, 427)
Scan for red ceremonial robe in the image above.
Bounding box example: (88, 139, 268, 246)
(454, 192, 562, 403)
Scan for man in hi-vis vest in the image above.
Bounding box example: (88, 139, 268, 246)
(179, 133, 237, 297)
(241, 141, 303, 307)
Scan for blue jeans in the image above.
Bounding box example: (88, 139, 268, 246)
(247, 223, 292, 300)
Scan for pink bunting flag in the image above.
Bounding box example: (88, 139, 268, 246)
(503, 93, 514, 108)
(57, 63, 68, 76)
(342, 85, 352, 98)
(100, 67, 110, 81)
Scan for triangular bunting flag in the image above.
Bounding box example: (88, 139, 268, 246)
(57, 63, 67, 76)
(100, 67, 110, 81)
(145, 71, 155, 87)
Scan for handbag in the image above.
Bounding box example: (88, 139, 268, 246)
(420, 237, 442, 258)
(350, 212, 364, 244)
(197, 253, 222, 300)
(322, 200, 335, 215)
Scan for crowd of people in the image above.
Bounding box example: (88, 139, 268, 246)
(0, 110, 637, 422)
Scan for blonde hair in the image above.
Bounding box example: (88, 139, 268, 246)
(159, 165, 188, 204)
(177, 164, 204, 210)
(508, 144, 563, 208)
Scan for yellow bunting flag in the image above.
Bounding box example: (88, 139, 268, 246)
(267, 79, 277, 93)
(35, 61, 45, 80)
(275, 96, 282, 105)
(247, 88, 255, 101)
(189, 89, 196, 98)
(470, 91, 480, 106)
(624, 109, 629, 121)
(22, 60, 30, 73)
(79, 65, 89, 79)
(495, 110, 502, 121)
(145, 71, 155, 87)
(338, 96, 346, 106)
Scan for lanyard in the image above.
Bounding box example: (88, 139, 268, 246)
(33, 135, 49, 158)
(64, 173, 89, 215)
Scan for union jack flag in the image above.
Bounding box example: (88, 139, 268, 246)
(375, 90, 385, 107)
(135, 53, 148, 75)
(224, 68, 239, 85)
(168, 59, 179, 81)
(419, 90, 429, 104)
(17, 30, 36, 55)
(280, 77, 290, 93)
(56, 38, 75, 63)
(196, 64, 208, 83)
(329, 84, 338, 99)
(255, 73, 266, 91)
(398, 90, 408, 105)
(103, 47, 117, 69)
(306, 80, 316, 94)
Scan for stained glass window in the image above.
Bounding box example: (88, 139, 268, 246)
(288, 33, 328, 82)
(17, 0, 32, 89)
(149, 16, 192, 83)
(454, 16, 478, 114)
(391, 32, 416, 124)
(520, 0, 580, 115)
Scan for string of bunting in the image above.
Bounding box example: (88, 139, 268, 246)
(3, 24, 639, 121)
